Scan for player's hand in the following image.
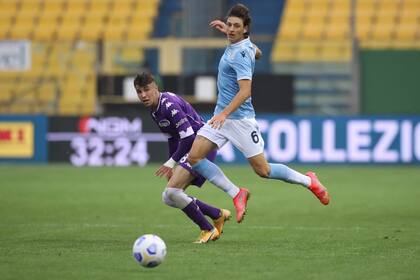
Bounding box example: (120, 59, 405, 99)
(209, 20, 227, 34)
(155, 165, 173, 181)
(209, 113, 227, 129)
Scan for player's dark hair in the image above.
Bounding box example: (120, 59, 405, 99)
(134, 72, 155, 88)
(227, 3, 251, 37)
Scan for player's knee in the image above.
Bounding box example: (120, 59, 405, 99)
(187, 154, 200, 166)
(161, 188, 177, 208)
(254, 165, 270, 178)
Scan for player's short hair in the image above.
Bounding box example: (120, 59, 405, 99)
(227, 3, 251, 37)
(134, 72, 155, 88)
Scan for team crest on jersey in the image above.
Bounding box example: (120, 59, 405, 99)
(158, 119, 170, 127)
(165, 102, 173, 109)
(240, 51, 246, 58)
(171, 109, 178, 116)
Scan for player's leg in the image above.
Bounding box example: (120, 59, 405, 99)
(188, 123, 250, 223)
(226, 117, 329, 205)
(247, 152, 330, 205)
(162, 165, 219, 243)
(181, 150, 232, 233)
(162, 166, 223, 243)
(247, 153, 310, 185)
(188, 135, 241, 198)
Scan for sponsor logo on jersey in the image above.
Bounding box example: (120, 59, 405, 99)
(158, 119, 170, 127)
(175, 118, 187, 128)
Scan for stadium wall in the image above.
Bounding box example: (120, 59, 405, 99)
(360, 50, 420, 114)
(0, 115, 47, 163)
(46, 115, 420, 166)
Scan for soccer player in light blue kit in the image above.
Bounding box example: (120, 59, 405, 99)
(187, 4, 330, 223)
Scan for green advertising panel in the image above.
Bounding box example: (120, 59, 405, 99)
(360, 50, 420, 114)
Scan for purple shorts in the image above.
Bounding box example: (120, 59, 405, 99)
(179, 149, 217, 187)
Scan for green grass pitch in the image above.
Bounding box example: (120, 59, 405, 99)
(1, 165, 419, 280)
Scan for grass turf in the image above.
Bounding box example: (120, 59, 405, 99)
(0, 165, 419, 280)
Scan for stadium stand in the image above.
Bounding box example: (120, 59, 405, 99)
(0, 0, 159, 115)
(271, 0, 419, 114)
(1, 0, 418, 115)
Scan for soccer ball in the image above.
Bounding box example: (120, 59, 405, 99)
(132, 234, 167, 268)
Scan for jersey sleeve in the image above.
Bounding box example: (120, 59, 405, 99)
(231, 47, 254, 81)
(162, 100, 194, 139)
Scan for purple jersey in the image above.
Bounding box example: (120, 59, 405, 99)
(151, 92, 204, 139)
(150, 91, 216, 187)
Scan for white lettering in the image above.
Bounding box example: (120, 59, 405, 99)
(323, 120, 346, 162)
(85, 117, 142, 137)
(373, 120, 398, 162)
(401, 121, 412, 162)
(299, 120, 322, 162)
(348, 120, 371, 162)
(414, 123, 420, 160)
(268, 120, 297, 162)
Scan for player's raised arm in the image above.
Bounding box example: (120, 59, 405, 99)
(210, 19, 262, 60)
(209, 19, 227, 34)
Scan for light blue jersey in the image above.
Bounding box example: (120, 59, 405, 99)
(214, 37, 256, 119)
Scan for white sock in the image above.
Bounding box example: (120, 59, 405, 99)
(164, 187, 192, 209)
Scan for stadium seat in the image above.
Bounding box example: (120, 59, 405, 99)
(0, 0, 159, 114)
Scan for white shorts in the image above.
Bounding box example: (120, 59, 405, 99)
(197, 118, 264, 158)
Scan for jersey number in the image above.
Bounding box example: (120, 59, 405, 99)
(251, 131, 259, 143)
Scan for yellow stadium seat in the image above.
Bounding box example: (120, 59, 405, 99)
(111, 1, 133, 16)
(325, 23, 350, 40)
(65, 0, 88, 12)
(279, 24, 302, 40)
(34, 14, 60, 41)
(37, 83, 57, 103)
(19, 1, 42, 13)
(80, 14, 105, 41)
(272, 44, 296, 62)
(56, 24, 81, 41)
(321, 44, 350, 62)
(88, 0, 112, 12)
(395, 24, 417, 41)
(296, 44, 319, 61)
(303, 23, 325, 40)
(43, 1, 65, 14)
(10, 27, 33, 40)
(0, 88, 13, 102)
(0, 1, 18, 13)
(103, 27, 126, 41)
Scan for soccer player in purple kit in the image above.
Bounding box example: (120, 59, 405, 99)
(187, 4, 330, 224)
(134, 72, 230, 243)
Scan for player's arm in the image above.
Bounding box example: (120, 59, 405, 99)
(209, 79, 251, 129)
(210, 20, 262, 60)
(209, 19, 227, 34)
(253, 44, 262, 60)
(156, 135, 194, 180)
(155, 104, 195, 179)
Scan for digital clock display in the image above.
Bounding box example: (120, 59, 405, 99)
(48, 116, 168, 166)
